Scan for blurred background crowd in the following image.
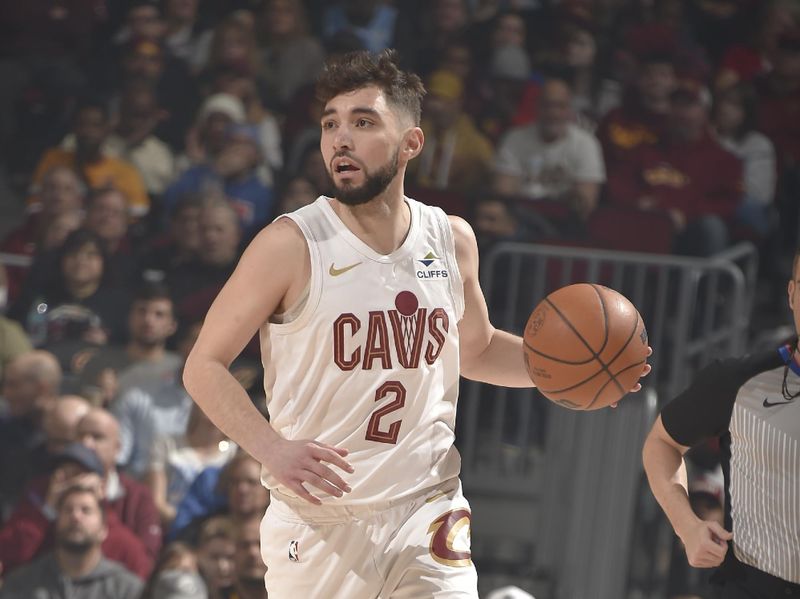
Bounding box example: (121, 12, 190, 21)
(0, 0, 799, 597)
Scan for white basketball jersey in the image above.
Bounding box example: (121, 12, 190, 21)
(259, 196, 465, 505)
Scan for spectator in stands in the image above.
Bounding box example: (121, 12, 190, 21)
(0, 265, 34, 382)
(0, 484, 143, 599)
(0, 351, 61, 514)
(716, 1, 797, 88)
(409, 70, 494, 193)
(138, 194, 203, 283)
(164, 124, 274, 241)
(168, 199, 243, 325)
(210, 68, 283, 178)
(83, 187, 135, 273)
(397, 0, 470, 77)
(0, 442, 152, 579)
(179, 93, 247, 174)
(712, 83, 777, 237)
(276, 176, 319, 214)
(323, 0, 398, 55)
(118, 38, 201, 153)
(1, 166, 86, 302)
(162, 0, 214, 74)
(474, 44, 532, 143)
(115, 1, 168, 47)
(597, 52, 677, 171)
(169, 451, 269, 544)
(196, 517, 236, 599)
(30, 99, 151, 219)
(78, 282, 179, 403)
(0, 0, 98, 168)
(112, 83, 176, 199)
(755, 29, 800, 172)
(145, 403, 236, 526)
(112, 323, 200, 480)
(227, 517, 268, 599)
(141, 541, 208, 599)
(76, 408, 163, 560)
(257, 0, 325, 108)
(42, 395, 91, 457)
(493, 76, 606, 224)
(203, 16, 262, 86)
(10, 229, 130, 346)
(606, 81, 743, 257)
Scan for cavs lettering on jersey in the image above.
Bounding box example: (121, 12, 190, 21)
(260, 197, 465, 505)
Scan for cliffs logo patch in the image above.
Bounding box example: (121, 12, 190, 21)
(417, 251, 448, 280)
(419, 251, 439, 268)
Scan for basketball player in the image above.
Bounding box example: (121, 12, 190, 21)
(642, 252, 800, 597)
(184, 50, 649, 598)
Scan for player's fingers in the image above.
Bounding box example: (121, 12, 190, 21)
(703, 539, 727, 560)
(303, 471, 347, 498)
(646, 346, 653, 357)
(290, 481, 322, 506)
(630, 382, 642, 392)
(640, 363, 652, 377)
(306, 461, 351, 494)
(312, 446, 355, 473)
(709, 522, 733, 541)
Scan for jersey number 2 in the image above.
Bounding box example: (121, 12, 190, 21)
(365, 381, 406, 444)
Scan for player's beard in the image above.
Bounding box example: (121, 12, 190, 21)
(330, 148, 399, 206)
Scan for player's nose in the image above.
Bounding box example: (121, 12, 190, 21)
(333, 126, 353, 151)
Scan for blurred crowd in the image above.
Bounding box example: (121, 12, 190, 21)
(1, 0, 799, 597)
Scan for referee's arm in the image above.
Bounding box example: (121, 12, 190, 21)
(643, 416, 732, 568)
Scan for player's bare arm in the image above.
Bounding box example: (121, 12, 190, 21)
(452, 214, 651, 394)
(450, 215, 534, 388)
(183, 217, 354, 506)
(642, 415, 732, 568)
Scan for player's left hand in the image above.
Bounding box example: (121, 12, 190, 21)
(611, 346, 653, 408)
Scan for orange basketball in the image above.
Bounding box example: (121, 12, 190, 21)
(523, 283, 648, 410)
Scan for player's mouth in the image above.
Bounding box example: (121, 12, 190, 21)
(332, 157, 362, 176)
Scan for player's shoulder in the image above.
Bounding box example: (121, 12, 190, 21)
(446, 215, 477, 252)
(248, 215, 307, 256)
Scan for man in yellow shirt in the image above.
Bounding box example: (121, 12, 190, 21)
(30, 99, 150, 219)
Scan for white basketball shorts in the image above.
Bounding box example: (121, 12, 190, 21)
(260, 477, 478, 598)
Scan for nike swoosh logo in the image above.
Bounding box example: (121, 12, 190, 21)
(763, 397, 793, 408)
(329, 262, 362, 277)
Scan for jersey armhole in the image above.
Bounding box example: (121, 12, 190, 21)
(267, 214, 323, 335)
(433, 207, 465, 321)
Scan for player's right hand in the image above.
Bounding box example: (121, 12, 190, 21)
(264, 439, 354, 505)
(680, 519, 733, 568)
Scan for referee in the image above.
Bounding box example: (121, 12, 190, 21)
(643, 254, 800, 598)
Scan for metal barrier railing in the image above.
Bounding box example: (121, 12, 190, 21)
(458, 242, 758, 599)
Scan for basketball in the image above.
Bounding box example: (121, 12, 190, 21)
(523, 283, 648, 410)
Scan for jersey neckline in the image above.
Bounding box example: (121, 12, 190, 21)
(317, 196, 420, 263)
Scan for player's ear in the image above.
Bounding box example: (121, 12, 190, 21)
(789, 279, 796, 310)
(403, 127, 424, 161)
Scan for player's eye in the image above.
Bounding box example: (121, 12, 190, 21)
(321, 120, 336, 130)
(356, 118, 372, 128)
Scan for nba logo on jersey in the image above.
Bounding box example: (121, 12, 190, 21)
(289, 540, 299, 562)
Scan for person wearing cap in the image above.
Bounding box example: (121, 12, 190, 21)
(408, 69, 494, 194)
(179, 93, 248, 174)
(493, 75, 606, 222)
(0, 483, 143, 599)
(0, 442, 153, 579)
(164, 118, 275, 241)
(606, 78, 743, 256)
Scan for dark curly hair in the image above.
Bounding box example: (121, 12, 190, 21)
(315, 49, 426, 126)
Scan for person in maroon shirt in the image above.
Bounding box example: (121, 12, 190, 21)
(606, 80, 743, 257)
(597, 52, 677, 172)
(0, 443, 153, 580)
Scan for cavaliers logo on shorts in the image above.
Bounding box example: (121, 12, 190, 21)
(428, 509, 472, 567)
